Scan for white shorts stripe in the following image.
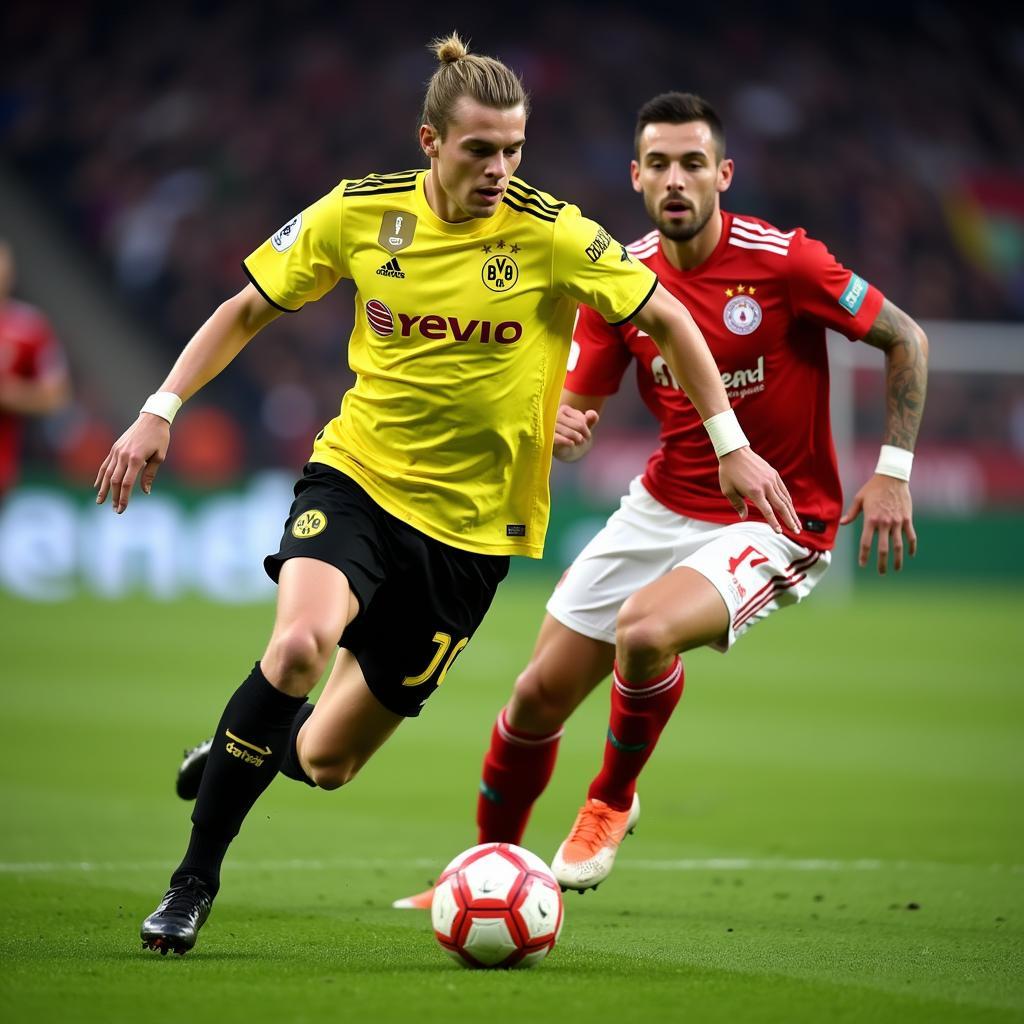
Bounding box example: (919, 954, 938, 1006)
(734, 564, 816, 631)
(546, 477, 830, 653)
(732, 551, 821, 627)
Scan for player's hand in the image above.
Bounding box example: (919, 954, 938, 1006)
(94, 413, 171, 514)
(840, 475, 916, 574)
(718, 446, 800, 534)
(553, 404, 599, 463)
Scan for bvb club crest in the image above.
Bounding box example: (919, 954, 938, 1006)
(482, 253, 519, 292)
(292, 510, 328, 538)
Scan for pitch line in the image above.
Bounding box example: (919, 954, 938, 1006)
(0, 857, 1019, 875)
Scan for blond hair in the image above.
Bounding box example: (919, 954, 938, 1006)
(421, 32, 529, 138)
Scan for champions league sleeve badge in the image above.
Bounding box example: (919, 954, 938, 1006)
(271, 214, 302, 252)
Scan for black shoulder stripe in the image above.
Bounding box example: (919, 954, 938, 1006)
(345, 171, 420, 192)
(505, 186, 566, 218)
(501, 196, 558, 223)
(508, 187, 566, 214)
(346, 180, 418, 192)
(242, 262, 299, 313)
(508, 180, 566, 213)
(349, 169, 420, 185)
(345, 184, 417, 197)
(609, 276, 658, 327)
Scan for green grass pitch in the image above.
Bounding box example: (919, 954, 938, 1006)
(1, 575, 1021, 1023)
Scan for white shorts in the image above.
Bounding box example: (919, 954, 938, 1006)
(547, 477, 830, 653)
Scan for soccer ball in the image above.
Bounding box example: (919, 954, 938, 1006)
(431, 842, 564, 969)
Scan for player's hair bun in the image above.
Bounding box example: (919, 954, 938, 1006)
(432, 32, 469, 64)
(420, 33, 527, 139)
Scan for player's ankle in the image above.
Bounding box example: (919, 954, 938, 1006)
(586, 788, 634, 813)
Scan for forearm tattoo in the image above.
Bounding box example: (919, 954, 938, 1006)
(864, 300, 928, 451)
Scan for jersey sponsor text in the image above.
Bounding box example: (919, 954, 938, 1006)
(585, 228, 613, 263)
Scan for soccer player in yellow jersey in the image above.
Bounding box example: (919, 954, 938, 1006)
(95, 33, 799, 955)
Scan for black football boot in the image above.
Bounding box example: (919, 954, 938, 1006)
(175, 738, 212, 800)
(140, 875, 214, 955)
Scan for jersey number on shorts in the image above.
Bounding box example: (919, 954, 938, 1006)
(401, 631, 469, 688)
(728, 545, 769, 575)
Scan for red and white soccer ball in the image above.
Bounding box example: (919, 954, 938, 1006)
(431, 842, 564, 969)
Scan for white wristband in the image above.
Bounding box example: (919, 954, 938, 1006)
(703, 409, 749, 459)
(140, 391, 182, 425)
(875, 444, 913, 482)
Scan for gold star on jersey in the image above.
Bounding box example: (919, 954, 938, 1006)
(243, 170, 656, 558)
(722, 283, 763, 336)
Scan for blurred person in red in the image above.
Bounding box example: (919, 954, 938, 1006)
(0, 240, 71, 495)
(393, 92, 930, 908)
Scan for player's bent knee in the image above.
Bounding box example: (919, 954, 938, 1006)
(307, 758, 361, 791)
(267, 626, 335, 679)
(616, 603, 675, 662)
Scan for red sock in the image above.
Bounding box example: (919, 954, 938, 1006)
(587, 657, 684, 811)
(476, 708, 563, 844)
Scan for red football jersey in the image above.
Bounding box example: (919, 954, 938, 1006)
(0, 300, 64, 491)
(568, 211, 885, 550)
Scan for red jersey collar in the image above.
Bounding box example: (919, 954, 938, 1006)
(652, 210, 733, 281)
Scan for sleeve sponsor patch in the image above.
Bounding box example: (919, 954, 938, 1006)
(271, 213, 302, 253)
(838, 272, 868, 315)
(584, 227, 613, 262)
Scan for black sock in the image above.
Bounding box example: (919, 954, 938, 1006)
(279, 702, 316, 787)
(172, 828, 232, 897)
(170, 662, 306, 894)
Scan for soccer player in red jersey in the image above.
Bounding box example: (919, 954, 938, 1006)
(0, 241, 70, 496)
(393, 92, 928, 906)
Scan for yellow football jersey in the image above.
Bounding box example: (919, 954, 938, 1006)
(244, 169, 655, 557)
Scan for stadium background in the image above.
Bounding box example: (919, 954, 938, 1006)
(2, 0, 1022, 598)
(1, 2, 1021, 1021)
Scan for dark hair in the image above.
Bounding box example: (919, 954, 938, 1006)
(634, 92, 725, 160)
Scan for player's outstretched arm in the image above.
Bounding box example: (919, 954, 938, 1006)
(632, 284, 800, 534)
(553, 389, 605, 463)
(841, 299, 929, 573)
(94, 284, 280, 514)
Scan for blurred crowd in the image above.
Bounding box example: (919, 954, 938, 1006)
(1, 0, 1022, 485)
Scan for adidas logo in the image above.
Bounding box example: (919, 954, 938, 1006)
(376, 256, 406, 279)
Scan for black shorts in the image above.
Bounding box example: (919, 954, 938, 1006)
(265, 463, 509, 717)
